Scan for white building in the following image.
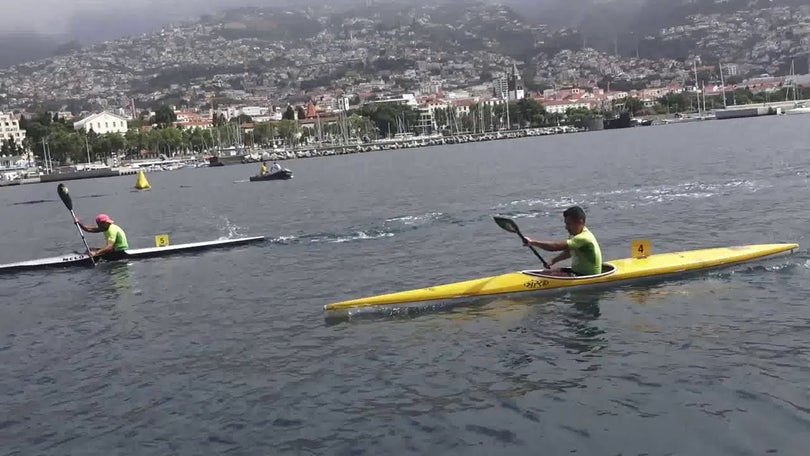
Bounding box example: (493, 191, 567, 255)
(508, 63, 525, 101)
(419, 78, 443, 95)
(239, 106, 273, 122)
(175, 111, 213, 129)
(493, 75, 509, 99)
(0, 153, 36, 181)
(366, 93, 419, 108)
(239, 106, 269, 117)
(493, 65, 525, 101)
(73, 111, 129, 135)
(0, 111, 26, 146)
(336, 96, 351, 112)
(541, 100, 594, 114)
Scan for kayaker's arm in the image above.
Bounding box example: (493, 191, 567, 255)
(76, 220, 101, 233)
(549, 251, 571, 267)
(524, 238, 569, 252)
(91, 239, 116, 257)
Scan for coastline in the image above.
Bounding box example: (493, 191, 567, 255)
(5, 107, 805, 186)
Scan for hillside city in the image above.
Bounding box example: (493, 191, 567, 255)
(1, 0, 810, 178)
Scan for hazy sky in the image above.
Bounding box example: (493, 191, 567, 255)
(0, 0, 549, 37)
(0, 0, 270, 36)
(0, 0, 632, 41)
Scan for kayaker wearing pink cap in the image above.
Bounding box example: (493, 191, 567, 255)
(74, 213, 129, 258)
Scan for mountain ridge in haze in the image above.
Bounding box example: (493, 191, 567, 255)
(1, 0, 806, 68)
(0, 0, 365, 68)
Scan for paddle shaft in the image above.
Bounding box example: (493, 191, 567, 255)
(57, 184, 96, 266)
(70, 209, 95, 265)
(514, 227, 551, 269)
(493, 216, 551, 269)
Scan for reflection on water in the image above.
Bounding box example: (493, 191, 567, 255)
(107, 262, 135, 295)
(536, 291, 606, 355)
(326, 290, 608, 356)
(323, 296, 493, 325)
(97, 262, 145, 338)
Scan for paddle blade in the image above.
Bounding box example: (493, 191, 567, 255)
(57, 184, 73, 211)
(493, 216, 520, 234)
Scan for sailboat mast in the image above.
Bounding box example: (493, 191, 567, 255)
(700, 82, 706, 116)
(790, 59, 797, 103)
(693, 60, 701, 116)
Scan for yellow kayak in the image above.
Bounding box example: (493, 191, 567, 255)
(324, 243, 799, 311)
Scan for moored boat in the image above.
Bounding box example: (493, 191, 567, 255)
(324, 243, 798, 311)
(207, 156, 225, 167)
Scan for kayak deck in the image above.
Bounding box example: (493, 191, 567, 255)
(324, 243, 799, 311)
(0, 236, 265, 273)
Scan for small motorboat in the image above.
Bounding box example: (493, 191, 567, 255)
(249, 169, 293, 181)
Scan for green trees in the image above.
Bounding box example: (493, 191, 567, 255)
(348, 114, 377, 140)
(356, 103, 420, 138)
(47, 129, 83, 163)
(154, 105, 178, 127)
(513, 98, 547, 127)
(0, 136, 24, 155)
(564, 107, 594, 127)
(622, 97, 646, 116)
(274, 120, 300, 146)
(658, 92, 694, 113)
(252, 122, 276, 146)
(282, 105, 296, 120)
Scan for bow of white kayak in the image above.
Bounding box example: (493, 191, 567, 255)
(0, 236, 265, 274)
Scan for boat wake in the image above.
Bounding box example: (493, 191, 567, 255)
(496, 179, 767, 213)
(284, 213, 450, 245)
(709, 253, 808, 278)
(268, 235, 298, 244)
(385, 212, 445, 225)
(496, 210, 550, 220)
(216, 217, 246, 238)
(324, 298, 480, 324)
(308, 230, 394, 244)
(262, 229, 397, 246)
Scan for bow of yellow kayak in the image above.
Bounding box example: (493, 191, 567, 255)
(324, 243, 798, 311)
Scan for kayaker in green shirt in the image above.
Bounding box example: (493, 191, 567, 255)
(75, 213, 129, 259)
(522, 205, 602, 276)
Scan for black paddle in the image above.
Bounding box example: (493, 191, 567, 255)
(57, 184, 95, 266)
(493, 216, 550, 269)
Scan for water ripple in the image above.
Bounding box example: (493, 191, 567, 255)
(3, 119, 810, 454)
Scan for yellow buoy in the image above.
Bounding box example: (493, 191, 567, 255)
(135, 170, 151, 190)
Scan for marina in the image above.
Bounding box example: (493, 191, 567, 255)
(3, 98, 809, 188)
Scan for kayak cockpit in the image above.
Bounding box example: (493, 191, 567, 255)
(521, 262, 617, 280)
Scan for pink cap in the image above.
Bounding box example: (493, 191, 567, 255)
(95, 214, 114, 224)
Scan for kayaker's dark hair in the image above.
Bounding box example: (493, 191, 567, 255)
(563, 206, 586, 222)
